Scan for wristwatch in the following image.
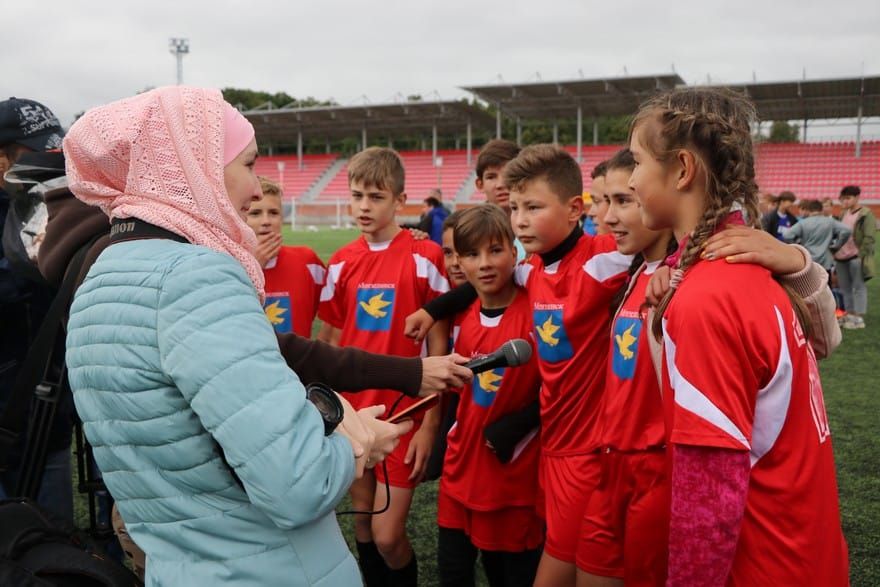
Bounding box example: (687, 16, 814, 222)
(305, 383, 344, 436)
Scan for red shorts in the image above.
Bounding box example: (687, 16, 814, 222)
(373, 421, 420, 489)
(437, 490, 544, 552)
(540, 452, 602, 563)
(576, 449, 669, 585)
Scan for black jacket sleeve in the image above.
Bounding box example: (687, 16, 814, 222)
(423, 282, 478, 320)
(276, 333, 422, 397)
(482, 400, 540, 464)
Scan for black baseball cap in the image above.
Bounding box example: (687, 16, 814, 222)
(0, 97, 65, 151)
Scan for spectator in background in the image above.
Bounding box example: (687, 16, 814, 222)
(423, 195, 450, 245)
(581, 192, 598, 235)
(762, 191, 799, 240)
(782, 199, 851, 270)
(822, 197, 835, 217)
(0, 97, 75, 526)
(757, 191, 776, 215)
(834, 185, 876, 330)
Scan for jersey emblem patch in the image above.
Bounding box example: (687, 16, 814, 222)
(533, 309, 573, 363)
(356, 288, 395, 331)
(264, 294, 292, 333)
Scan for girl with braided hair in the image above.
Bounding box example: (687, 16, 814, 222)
(628, 87, 849, 586)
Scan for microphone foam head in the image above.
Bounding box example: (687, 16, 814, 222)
(502, 338, 532, 367)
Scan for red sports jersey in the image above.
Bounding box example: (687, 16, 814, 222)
(262, 246, 325, 338)
(319, 229, 449, 416)
(663, 260, 848, 586)
(599, 261, 665, 450)
(440, 289, 541, 511)
(515, 233, 630, 456)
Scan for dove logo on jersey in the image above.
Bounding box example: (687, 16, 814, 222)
(356, 287, 395, 331)
(473, 367, 504, 407)
(263, 294, 292, 333)
(612, 316, 641, 379)
(532, 308, 573, 363)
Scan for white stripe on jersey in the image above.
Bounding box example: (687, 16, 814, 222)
(319, 261, 345, 302)
(749, 306, 794, 466)
(413, 253, 450, 294)
(583, 251, 632, 282)
(307, 263, 326, 285)
(663, 318, 751, 450)
(514, 263, 534, 287)
(479, 313, 503, 328)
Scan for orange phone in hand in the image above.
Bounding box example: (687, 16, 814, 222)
(386, 393, 440, 423)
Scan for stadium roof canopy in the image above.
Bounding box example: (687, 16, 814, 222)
(719, 76, 880, 121)
(243, 100, 495, 145)
(461, 74, 685, 119)
(462, 74, 880, 123)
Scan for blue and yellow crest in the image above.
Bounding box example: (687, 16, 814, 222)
(612, 316, 641, 380)
(356, 288, 395, 331)
(263, 295, 292, 333)
(533, 309, 573, 363)
(473, 367, 504, 407)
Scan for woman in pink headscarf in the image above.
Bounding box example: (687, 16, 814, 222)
(62, 86, 406, 586)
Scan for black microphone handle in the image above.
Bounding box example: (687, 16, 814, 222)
(464, 352, 508, 375)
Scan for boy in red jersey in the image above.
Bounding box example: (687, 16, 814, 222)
(318, 147, 449, 587)
(475, 139, 527, 261)
(629, 87, 848, 586)
(585, 160, 610, 235)
(437, 205, 543, 587)
(406, 145, 632, 586)
(246, 177, 325, 337)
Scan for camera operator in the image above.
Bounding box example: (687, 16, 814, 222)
(0, 97, 74, 526)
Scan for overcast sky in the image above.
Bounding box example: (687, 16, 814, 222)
(5, 0, 879, 137)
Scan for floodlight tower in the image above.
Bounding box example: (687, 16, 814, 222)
(169, 38, 190, 85)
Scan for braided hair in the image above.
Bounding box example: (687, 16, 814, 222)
(630, 88, 808, 339)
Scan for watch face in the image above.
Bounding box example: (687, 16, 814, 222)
(309, 390, 335, 415)
(306, 383, 343, 433)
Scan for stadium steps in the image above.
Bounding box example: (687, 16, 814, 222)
(304, 158, 348, 202)
(454, 169, 477, 202)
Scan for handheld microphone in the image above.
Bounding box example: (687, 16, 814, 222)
(464, 339, 532, 374)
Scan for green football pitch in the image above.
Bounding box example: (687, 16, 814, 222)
(74, 227, 878, 586)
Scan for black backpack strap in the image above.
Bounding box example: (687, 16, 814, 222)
(0, 238, 96, 473)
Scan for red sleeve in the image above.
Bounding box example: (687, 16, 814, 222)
(317, 251, 347, 329)
(667, 444, 749, 587)
(664, 290, 775, 451)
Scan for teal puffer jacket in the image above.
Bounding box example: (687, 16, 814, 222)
(66, 239, 361, 586)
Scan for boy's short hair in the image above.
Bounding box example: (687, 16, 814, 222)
(348, 147, 405, 195)
(605, 149, 635, 173)
(503, 144, 583, 201)
(424, 196, 442, 209)
(840, 185, 861, 197)
(476, 139, 521, 179)
(258, 176, 282, 198)
(590, 160, 609, 179)
(777, 191, 796, 203)
(442, 209, 465, 232)
(800, 199, 822, 213)
(453, 204, 515, 255)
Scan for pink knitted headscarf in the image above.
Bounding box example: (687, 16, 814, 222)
(63, 86, 265, 299)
